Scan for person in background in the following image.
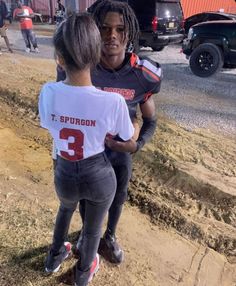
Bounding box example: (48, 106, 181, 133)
(39, 13, 136, 286)
(57, 0, 162, 265)
(55, 0, 65, 26)
(57, 0, 65, 13)
(0, 0, 13, 53)
(13, 0, 39, 53)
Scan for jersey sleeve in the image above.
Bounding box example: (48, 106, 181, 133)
(111, 96, 134, 141)
(142, 61, 162, 104)
(13, 8, 18, 18)
(27, 7, 33, 15)
(133, 55, 162, 104)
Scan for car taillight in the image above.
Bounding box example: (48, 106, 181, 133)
(152, 16, 158, 32)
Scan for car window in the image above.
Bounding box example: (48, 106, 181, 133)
(156, 2, 183, 19)
(188, 13, 206, 24)
(130, 0, 155, 17)
(130, 0, 155, 28)
(207, 14, 228, 21)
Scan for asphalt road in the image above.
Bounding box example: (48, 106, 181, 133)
(4, 24, 236, 137)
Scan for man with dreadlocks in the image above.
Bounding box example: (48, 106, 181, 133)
(57, 0, 162, 267)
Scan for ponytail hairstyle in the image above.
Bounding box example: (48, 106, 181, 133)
(53, 13, 101, 71)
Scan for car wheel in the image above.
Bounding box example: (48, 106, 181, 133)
(189, 43, 223, 77)
(152, 46, 165, 52)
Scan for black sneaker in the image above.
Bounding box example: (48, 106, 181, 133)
(45, 242, 72, 273)
(74, 253, 99, 286)
(98, 231, 124, 264)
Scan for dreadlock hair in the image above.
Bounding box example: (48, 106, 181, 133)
(90, 0, 139, 50)
(53, 13, 101, 72)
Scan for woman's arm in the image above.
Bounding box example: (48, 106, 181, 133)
(105, 117, 140, 153)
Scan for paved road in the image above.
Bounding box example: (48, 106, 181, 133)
(4, 23, 54, 59)
(3, 24, 236, 136)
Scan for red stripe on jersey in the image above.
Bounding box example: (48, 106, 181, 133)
(130, 53, 161, 82)
(143, 91, 153, 102)
(136, 65, 161, 82)
(130, 53, 137, 67)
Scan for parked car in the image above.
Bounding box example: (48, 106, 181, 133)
(110, 0, 184, 52)
(182, 20, 236, 77)
(184, 12, 236, 36)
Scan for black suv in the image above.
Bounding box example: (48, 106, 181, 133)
(182, 21, 236, 77)
(184, 12, 236, 36)
(114, 0, 184, 51)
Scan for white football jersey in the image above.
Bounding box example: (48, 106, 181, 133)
(39, 82, 134, 161)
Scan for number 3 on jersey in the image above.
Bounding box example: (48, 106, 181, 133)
(60, 128, 84, 161)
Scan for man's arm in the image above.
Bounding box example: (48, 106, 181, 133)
(13, 8, 21, 19)
(136, 96, 157, 152)
(13, 7, 35, 19)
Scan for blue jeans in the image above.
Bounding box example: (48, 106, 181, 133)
(52, 152, 116, 271)
(21, 29, 38, 49)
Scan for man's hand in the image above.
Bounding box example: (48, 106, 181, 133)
(16, 13, 35, 19)
(105, 136, 137, 153)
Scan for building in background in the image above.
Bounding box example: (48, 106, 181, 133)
(181, 0, 236, 18)
(4, 0, 236, 21)
(81, 0, 236, 17)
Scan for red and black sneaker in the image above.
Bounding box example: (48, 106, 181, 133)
(88, 253, 99, 283)
(45, 242, 72, 273)
(74, 253, 99, 286)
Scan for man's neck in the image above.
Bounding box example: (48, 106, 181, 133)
(100, 54, 126, 70)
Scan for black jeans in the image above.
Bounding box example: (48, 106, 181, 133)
(80, 150, 132, 235)
(21, 29, 38, 49)
(52, 152, 116, 271)
(106, 150, 132, 205)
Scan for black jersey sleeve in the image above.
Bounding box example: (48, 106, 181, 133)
(140, 59, 162, 104)
(131, 54, 162, 104)
(130, 55, 161, 151)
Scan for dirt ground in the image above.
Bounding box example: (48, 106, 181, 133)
(0, 35, 236, 285)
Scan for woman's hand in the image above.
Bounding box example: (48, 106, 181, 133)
(105, 136, 137, 153)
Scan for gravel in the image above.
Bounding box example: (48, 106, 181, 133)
(140, 45, 236, 136)
(6, 25, 236, 136)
